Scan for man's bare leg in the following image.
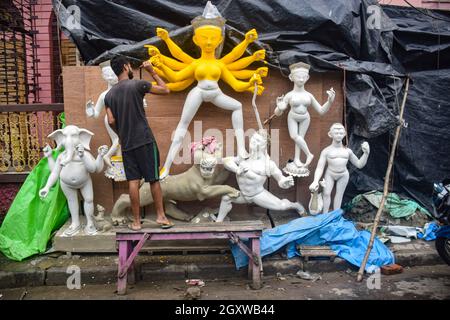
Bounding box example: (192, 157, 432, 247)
(150, 181, 171, 225)
(129, 179, 142, 230)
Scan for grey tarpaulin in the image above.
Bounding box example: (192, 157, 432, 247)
(53, 0, 450, 212)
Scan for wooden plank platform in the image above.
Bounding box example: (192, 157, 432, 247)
(53, 217, 269, 253)
(116, 220, 264, 294)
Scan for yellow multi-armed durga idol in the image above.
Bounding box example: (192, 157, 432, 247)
(146, 14, 268, 179)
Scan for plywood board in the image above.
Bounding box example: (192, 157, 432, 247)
(62, 66, 343, 227)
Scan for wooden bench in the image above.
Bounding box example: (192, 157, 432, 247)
(115, 221, 265, 295)
(297, 245, 337, 262)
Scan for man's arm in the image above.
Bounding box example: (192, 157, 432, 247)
(105, 106, 116, 127)
(141, 60, 169, 95)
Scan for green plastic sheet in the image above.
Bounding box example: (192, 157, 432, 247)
(0, 113, 69, 261)
(348, 191, 432, 220)
(0, 150, 69, 261)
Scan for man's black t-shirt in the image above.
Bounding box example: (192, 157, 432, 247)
(105, 79, 155, 152)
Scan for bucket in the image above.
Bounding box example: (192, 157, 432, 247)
(110, 155, 126, 181)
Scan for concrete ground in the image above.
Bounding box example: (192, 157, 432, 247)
(0, 238, 448, 301)
(1, 265, 449, 300)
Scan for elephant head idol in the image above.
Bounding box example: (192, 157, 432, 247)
(39, 125, 108, 236)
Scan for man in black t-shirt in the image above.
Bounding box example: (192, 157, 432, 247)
(105, 56, 173, 230)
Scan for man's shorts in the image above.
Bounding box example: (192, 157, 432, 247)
(122, 142, 160, 182)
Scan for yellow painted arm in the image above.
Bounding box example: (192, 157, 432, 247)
(162, 56, 187, 71)
(245, 85, 265, 95)
(145, 46, 188, 71)
(221, 65, 262, 93)
(151, 78, 194, 92)
(226, 49, 266, 71)
(167, 78, 195, 91)
(220, 29, 258, 64)
(231, 67, 268, 80)
(152, 66, 168, 79)
(151, 55, 196, 83)
(156, 28, 194, 64)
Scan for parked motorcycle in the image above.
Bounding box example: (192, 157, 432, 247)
(432, 179, 450, 265)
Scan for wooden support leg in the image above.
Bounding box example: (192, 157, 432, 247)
(127, 241, 136, 285)
(117, 240, 129, 295)
(251, 238, 262, 290)
(248, 240, 253, 281)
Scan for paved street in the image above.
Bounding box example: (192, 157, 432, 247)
(1, 264, 449, 300)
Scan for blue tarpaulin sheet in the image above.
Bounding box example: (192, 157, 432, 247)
(231, 210, 394, 273)
(417, 221, 439, 241)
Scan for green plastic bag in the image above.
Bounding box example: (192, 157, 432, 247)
(0, 150, 69, 261)
(0, 113, 69, 261)
(347, 191, 432, 220)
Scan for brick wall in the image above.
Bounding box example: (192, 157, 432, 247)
(381, 0, 450, 10)
(33, 0, 54, 103)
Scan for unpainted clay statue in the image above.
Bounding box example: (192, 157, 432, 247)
(149, 2, 267, 179)
(85, 66, 147, 180)
(216, 131, 306, 222)
(39, 125, 108, 236)
(271, 62, 335, 177)
(93, 204, 113, 232)
(309, 123, 370, 214)
(111, 138, 239, 224)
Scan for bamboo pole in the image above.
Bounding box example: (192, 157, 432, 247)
(356, 76, 410, 282)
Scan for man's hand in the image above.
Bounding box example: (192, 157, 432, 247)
(279, 175, 295, 189)
(141, 60, 157, 75)
(156, 27, 169, 41)
(245, 29, 258, 43)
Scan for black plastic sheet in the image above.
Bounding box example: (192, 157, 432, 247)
(54, 0, 450, 211)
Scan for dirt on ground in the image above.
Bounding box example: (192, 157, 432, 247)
(1, 265, 449, 300)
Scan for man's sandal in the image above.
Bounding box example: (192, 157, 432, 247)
(127, 223, 142, 231)
(157, 221, 174, 229)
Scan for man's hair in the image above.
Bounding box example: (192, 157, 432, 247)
(110, 56, 130, 77)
